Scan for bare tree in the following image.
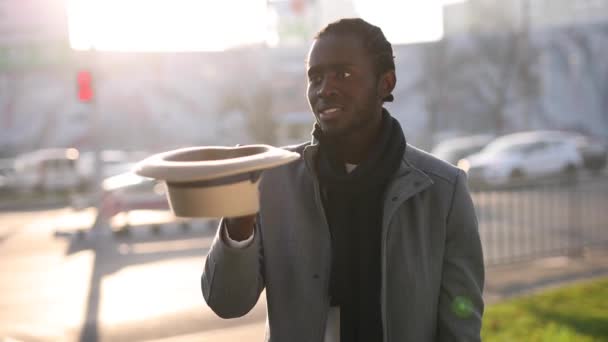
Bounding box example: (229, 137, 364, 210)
(219, 81, 277, 145)
(465, 0, 542, 134)
(555, 24, 608, 135)
(417, 39, 472, 146)
(413, 0, 544, 142)
(247, 83, 277, 145)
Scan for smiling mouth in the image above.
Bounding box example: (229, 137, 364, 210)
(319, 107, 342, 120)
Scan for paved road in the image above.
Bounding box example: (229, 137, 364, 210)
(0, 208, 266, 342)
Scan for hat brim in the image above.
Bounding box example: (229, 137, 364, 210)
(134, 144, 300, 182)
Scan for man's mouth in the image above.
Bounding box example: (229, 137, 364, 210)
(319, 107, 342, 120)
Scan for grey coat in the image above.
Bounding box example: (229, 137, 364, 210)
(202, 141, 485, 341)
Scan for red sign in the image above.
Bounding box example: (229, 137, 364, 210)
(77, 70, 93, 102)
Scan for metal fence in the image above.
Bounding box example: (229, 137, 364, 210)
(470, 173, 608, 266)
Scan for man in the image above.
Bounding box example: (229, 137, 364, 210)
(202, 18, 484, 341)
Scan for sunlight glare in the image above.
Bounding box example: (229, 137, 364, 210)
(67, 0, 268, 51)
(100, 258, 203, 324)
(354, 0, 445, 44)
(67, 0, 463, 51)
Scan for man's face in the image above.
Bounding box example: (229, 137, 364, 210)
(307, 33, 382, 138)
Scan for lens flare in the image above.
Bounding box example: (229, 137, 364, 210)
(451, 295, 473, 318)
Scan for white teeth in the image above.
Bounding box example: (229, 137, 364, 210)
(322, 108, 339, 114)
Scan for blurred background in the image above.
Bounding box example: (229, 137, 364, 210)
(0, 0, 607, 341)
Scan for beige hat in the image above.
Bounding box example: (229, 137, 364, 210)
(134, 145, 300, 218)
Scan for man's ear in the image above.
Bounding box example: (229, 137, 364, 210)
(378, 70, 396, 101)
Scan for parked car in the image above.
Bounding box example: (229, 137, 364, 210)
(78, 150, 139, 184)
(430, 134, 495, 166)
(93, 171, 215, 231)
(457, 131, 583, 186)
(99, 172, 169, 220)
(0, 159, 14, 192)
(568, 134, 607, 172)
(0, 172, 11, 191)
(9, 148, 86, 192)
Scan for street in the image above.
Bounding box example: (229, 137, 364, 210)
(0, 208, 266, 342)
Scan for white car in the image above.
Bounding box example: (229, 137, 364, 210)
(431, 134, 495, 166)
(92, 171, 213, 231)
(10, 148, 85, 192)
(458, 131, 583, 186)
(78, 150, 141, 184)
(99, 172, 169, 220)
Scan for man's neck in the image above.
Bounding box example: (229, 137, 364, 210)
(333, 115, 383, 164)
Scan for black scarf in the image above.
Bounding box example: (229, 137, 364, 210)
(313, 109, 406, 342)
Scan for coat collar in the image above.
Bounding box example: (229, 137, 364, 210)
(303, 140, 434, 230)
(303, 141, 433, 199)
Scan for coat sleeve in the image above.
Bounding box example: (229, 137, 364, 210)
(437, 170, 485, 341)
(201, 218, 265, 319)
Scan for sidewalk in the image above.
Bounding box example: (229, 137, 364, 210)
(484, 246, 608, 303)
(153, 246, 608, 342)
(147, 323, 266, 342)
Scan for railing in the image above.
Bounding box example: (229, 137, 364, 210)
(470, 173, 608, 266)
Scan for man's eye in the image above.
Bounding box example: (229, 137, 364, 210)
(339, 71, 351, 79)
(310, 75, 322, 83)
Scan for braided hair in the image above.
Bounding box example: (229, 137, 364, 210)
(315, 18, 396, 102)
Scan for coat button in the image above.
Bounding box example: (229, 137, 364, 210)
(391, 196, 398, 201)
(313, 274, 320, 279)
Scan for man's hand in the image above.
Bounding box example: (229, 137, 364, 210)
(225, 215, 256, 241)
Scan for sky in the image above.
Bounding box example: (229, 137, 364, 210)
(67, 0, 468, 51)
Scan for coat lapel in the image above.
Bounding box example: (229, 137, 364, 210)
(383, 156, 434, 223)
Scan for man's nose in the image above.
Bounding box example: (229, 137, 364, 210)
(317, 77, 338, 98)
